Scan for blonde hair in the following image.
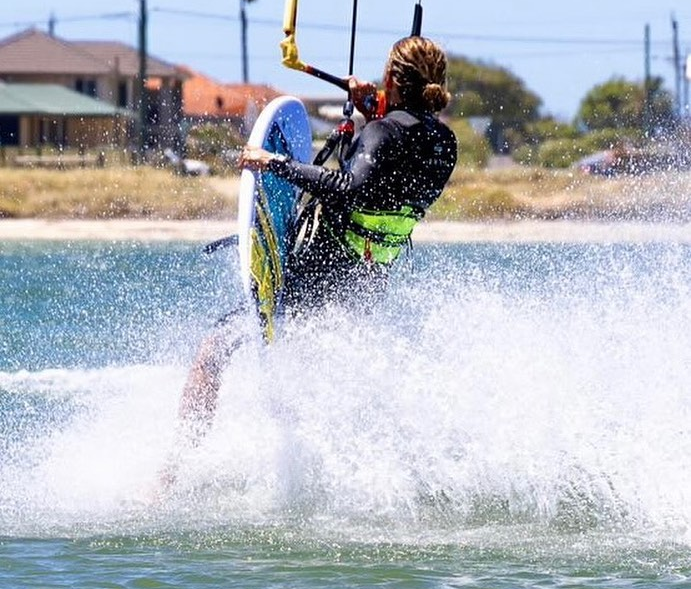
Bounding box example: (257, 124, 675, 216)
(387, 36, 450, 113)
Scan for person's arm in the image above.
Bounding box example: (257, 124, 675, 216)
(241, 120, 398, 208)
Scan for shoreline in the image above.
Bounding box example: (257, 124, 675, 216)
(2, 218, 691, 243)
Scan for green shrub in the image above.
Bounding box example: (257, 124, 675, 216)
(536, 139, 587, 168)
(448, 118, 492, 168)
(579, 128, 642, 152)
(533, 128, 646, 169)
(512, 144, 538, 166)
(186, 123, 244, 158)
(524, 119, 580, 143)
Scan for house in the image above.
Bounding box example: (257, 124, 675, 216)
(177, 66, 281, 135)
(179, 67, 341, 141)
(0, 82, 127, 150)
(0, 28, 185, 150)
(74, 38, 185, 149)
(0, 27, 335, 161)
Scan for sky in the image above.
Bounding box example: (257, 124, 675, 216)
(1, 0, 690, 121)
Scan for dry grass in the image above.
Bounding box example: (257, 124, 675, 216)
(432, 166, 691, 222)
(0, 167, 237, 220)
(431, 167, 592, 220)
(2, 164, 690, 223)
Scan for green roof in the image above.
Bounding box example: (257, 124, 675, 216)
(0, 83, 132, 116)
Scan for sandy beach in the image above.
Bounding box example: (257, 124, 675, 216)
(3, 218, 691, 243)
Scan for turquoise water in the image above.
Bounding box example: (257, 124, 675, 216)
(3, 237, 691, 587)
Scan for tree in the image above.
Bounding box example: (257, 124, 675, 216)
(446, 56, 542, 121)
(576, 77, 675, 132)
(445, 56, 542, 152)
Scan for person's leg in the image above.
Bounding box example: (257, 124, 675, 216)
(178, 326, 245, 441)
(178, 309, 250, 443)
(159, 311, 248, 490)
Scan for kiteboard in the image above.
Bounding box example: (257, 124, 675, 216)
(237, 95, 312, 342)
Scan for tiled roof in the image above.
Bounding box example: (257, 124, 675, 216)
(179, 67, 281, 117)
(73, 40, 182, 79)
(0, 28, 183, 79)
(0, 29, 110, 76)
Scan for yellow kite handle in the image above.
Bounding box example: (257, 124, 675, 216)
(280, 0, 349, 90)
(281, 0, 307, 71)
(282, 0, 297, 34)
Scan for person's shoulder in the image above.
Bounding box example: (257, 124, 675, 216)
(419, 113, 457, 148)
(386, 109, 417, 121)
(383, 110, 456, 145)
(362, 110, 419, 144)
(383, 109, 449, 133)
(382, 109, 419, 129)
(436, 117, 457, 145)
(359, 114, 403, 145)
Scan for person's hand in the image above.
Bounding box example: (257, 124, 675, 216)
(239, 145, 276, 171)
(348, 76, 379, 120)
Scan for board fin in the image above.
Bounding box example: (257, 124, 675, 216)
(203, 234, 239, 255)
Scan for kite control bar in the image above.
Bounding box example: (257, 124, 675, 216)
(281, 0, 423, 94)
(280, 0, 349, 92)
(280, 0, 423, 126)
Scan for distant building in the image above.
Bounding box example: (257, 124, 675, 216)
(0, 27, 333, 158)
(0, 82, 127, 149)
(0, 28, 185, 150)
(177, 66, 281, 135)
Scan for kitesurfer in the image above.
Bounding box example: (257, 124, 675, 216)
(164, 36, 457, 478)
(245, 36, 457, 312)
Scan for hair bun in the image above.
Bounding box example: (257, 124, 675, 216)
(422, 82, 450, 113)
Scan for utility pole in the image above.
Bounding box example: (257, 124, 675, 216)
(672, 14, 682, 120)
(137, 0, 148, 162)
(240, 0, 256, 83)
(241, 0, 248, 83)
(644, 23, 652, 134)
(685, 53, 690, 119)
(48, 12, 56, 37)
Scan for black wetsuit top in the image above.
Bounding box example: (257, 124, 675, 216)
(269, 107, 457, 311)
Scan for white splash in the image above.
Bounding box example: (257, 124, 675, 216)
(2, 243, 691, 546)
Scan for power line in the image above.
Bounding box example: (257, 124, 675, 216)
(148, 7, 682, 48)
(1, 8, 689, 53)
(149, 7, 235, 22)
(492, 47, 655, 60)
(438, 31, 657, 48)
(0, 12, 134, 29)
(59, 12, 135, 23)
(167, 45, 647, 61)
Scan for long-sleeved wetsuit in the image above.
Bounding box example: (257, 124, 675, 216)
(269, 107, 457, 311)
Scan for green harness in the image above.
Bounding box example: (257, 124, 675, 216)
(343, 205, 423, 264)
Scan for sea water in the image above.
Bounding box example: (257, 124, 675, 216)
(2, 236, 691, 588)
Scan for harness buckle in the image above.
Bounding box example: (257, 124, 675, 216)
(363, 238, 373, 264)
